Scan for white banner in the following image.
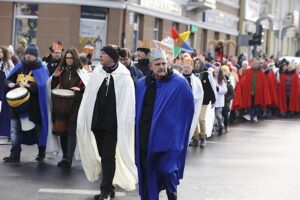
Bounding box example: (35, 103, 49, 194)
(245, 0, 260, 22)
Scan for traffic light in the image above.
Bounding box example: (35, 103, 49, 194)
(248, 25, 264, 46)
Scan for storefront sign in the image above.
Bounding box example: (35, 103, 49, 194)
(140, 0, 182, 16)
(81, 6, 107, 20)
(204, 10, 238, 30)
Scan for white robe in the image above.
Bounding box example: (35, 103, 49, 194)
(76, 63, 138, 191)
(205, 71, 217, 138)
(45, 69, 90, 158)
(188, 74, 204, 141)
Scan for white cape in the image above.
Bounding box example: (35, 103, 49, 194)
(45, 69, 90, 157)
(188, 74, 204, 141)
(76, 63, 138, 191)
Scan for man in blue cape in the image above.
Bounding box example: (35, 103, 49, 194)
(135, 48, 194, 200)
(2, 44, 49, 163)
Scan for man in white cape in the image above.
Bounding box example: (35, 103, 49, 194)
(76, 44, 137, 200)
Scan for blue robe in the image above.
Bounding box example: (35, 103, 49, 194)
(135, 73, 194, 200)
(1, 61, 49, 146)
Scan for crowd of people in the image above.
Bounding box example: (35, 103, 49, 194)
(0, 38, 300, 200)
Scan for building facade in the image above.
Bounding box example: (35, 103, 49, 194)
(0, 0, 299, 59)
(239, 0, 300, 58)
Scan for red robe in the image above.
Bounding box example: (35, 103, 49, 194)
(278, 72, 300, 112)
(231, 81, 242, 110)
(264, 70, 279, 108)
(240, 68, 270, 109)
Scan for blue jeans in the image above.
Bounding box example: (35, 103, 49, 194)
(215, 107, 224, 130)
(10, 118, 41, 158)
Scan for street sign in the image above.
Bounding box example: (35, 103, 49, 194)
(237, 34, 252, 46)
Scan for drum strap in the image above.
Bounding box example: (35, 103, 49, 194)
(58, 75, 83, 89)
(77, 80, 83, 88)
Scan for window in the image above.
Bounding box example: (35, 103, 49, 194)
(13, 3, 39, 47)
(153, 18, 162, 41)
(133, 13, 140, 51)
(79, 6, 107, 60)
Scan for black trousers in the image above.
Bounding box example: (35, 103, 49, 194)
(222, 109, 229, 129)
(60, 122, 77, 162)
(94, 130, 117, 194)
(140, 151, 149, 200)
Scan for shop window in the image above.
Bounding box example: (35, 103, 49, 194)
(13, 3, 38, 47)
(79, 6, 107, 60)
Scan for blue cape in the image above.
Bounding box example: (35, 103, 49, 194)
(135, 73, 194, 200)
(1, 62, 49, 146)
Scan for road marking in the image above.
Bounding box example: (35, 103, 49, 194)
(230, 127, 264, 132)
(264, 119, 299, 123)
(206, 141, 230, 145)
(38, 188, 126, 196)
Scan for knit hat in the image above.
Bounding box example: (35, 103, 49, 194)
(137, 47, 150, 55)
(101, 44, 120, 63)
(205, 62, 212, 69)
(24, 44, 39, 57)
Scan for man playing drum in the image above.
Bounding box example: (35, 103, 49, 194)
(3, 44, 49, 163)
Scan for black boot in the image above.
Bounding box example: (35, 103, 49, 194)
(94, 190, 115, 200)
(3, 155, 20, 163)
(36, 147, 46, 162)
(57, 159, 71, 169)
(166, 191, 177, 200)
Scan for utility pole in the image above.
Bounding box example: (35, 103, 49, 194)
(278, 0, 284, 58)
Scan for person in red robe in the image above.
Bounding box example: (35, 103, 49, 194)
(278, 61, 300, 117)
(262, 62, 279, 117)
(240, 59, 270, 122)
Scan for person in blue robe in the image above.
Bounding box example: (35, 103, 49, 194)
(2, 44, 49, 163)
(135, 48, 194, 200)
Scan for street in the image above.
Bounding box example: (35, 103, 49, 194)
(1, 118, 300, 200)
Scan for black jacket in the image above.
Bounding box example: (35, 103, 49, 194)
(91, 64, 118, 135)
(136, 58, 150, 76)
(201, 71, 216, 105)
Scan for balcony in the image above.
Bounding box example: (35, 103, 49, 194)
(187, 0, 216, 11)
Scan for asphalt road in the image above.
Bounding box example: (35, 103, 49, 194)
(0, 117, 300, 200)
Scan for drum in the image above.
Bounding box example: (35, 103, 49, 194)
(6, 87, 36, 132)
(51, 89, 75, 135)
